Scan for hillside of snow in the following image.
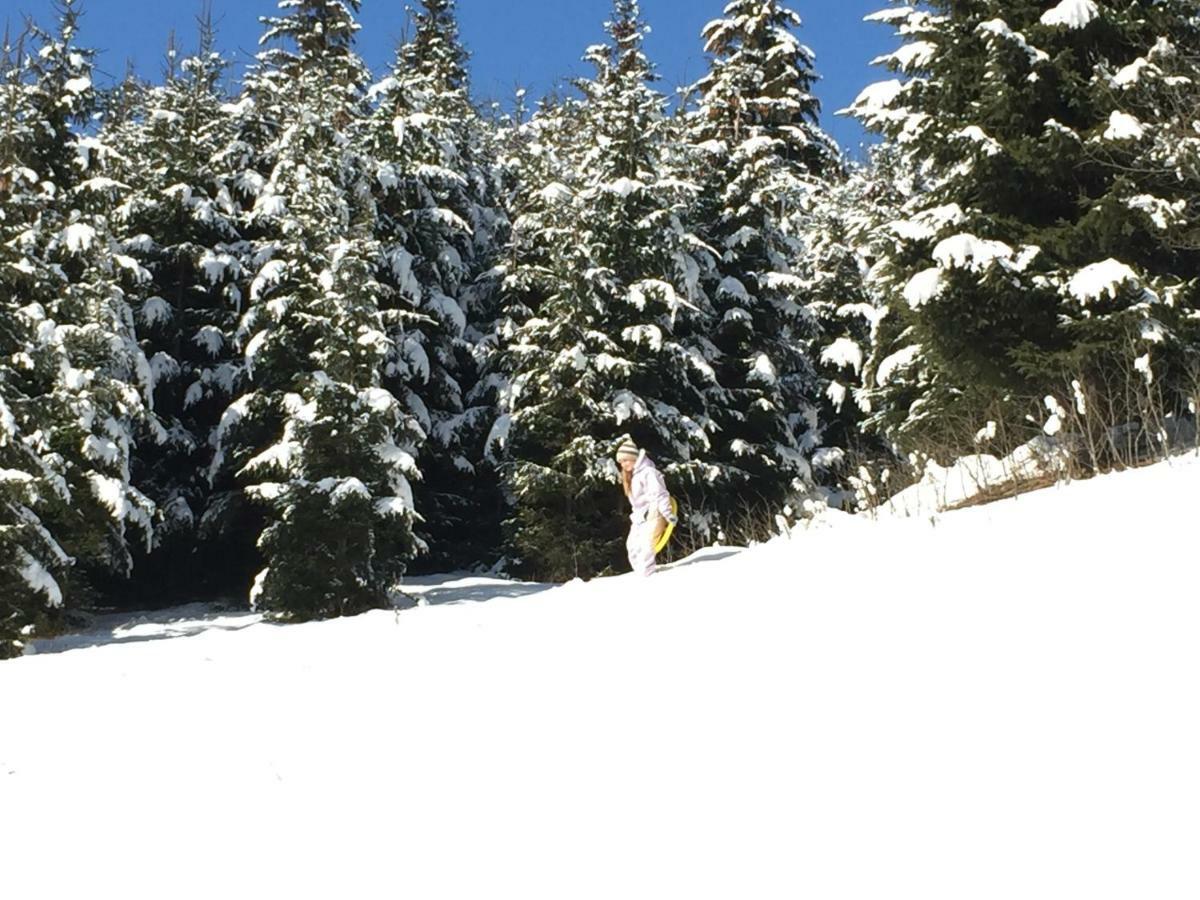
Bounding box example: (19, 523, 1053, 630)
(2, 456, 1198, 899)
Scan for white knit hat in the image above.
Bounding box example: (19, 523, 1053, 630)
(614, 435, 639, 460)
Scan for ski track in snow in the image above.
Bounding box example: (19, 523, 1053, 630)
(2, 458, 1199, 899)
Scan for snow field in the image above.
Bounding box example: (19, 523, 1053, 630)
(2, 457, 1198, 898)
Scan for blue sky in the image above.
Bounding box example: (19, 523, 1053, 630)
(8, 0, 895, 152)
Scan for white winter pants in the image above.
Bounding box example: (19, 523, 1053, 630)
(626, 518, 657, 577)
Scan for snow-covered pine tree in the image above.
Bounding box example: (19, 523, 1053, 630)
(361, 0, 505, 572)
(851, 0, 1200, 459)
(1117, 34, 1200, 254)
(0, 3, 156, 654)
(481, 89, 581, 563)
(488, 90, 580, 344)
(1088, 14, 1200, 432)
(798, 145, 909, 504)
(491, 0, 722, 579)
(210, 0, 423, 618)
(486, 88, 577, 343)
(684, 0, 840, 522)
(0, 25, 73, 657)
(99, 10, 250, 605)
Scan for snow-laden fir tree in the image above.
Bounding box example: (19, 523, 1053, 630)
(684, 0, 840, 522)
(491, 0, 723, 579)
(480, 90, 581, 564)
(0, 25, 71, 657)
(0, 4, 156, 654)
(1089, 16, 1200, 432)
(851, 0, 1200, 461)
(797, 145, 909, 505)
(1116, 35, 1200, 254)
(360, 0, 506, 572)
(98, 11, 250, 604)
(210, 0, 423, 618)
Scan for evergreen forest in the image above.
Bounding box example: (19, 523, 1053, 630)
(2, 0, 1198, 656)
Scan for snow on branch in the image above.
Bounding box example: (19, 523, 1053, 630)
(1040, 0, 1100, 30)
(1065, 259, 1144, 305)
(821, 338, 864, 375)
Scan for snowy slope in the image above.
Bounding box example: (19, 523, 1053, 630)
(2, 457, 1198, 899)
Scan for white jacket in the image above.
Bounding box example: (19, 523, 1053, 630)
(628, 452, 675, 526)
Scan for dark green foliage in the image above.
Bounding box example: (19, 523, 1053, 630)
(361, 0, 507, 574)
(799, 145, 910, 499)
(208, 0, 424, 618)
(246, 375, 418, 619)
(684, 0, 840, 519)
(854, 0, 1200, 457)
(0, 4, 155, 653)
(505, 443, 631, 583)
(96, 14, 253, 606)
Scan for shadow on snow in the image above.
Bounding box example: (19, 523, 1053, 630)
(26, 603, 264, 656)
(23, 547, 746, 657)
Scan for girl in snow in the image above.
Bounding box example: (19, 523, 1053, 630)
(615, 436, 677, 577)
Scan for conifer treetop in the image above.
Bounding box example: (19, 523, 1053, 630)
(399, 0, 470, 95)
(692, 0, 836, 174)
(26, 0, 95, 133)
(256, 0, 369, 94)
(582, 0, 655, 86)
(173, 2, 226, 92)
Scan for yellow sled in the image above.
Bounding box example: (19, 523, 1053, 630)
(653, 497, 678, 555)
